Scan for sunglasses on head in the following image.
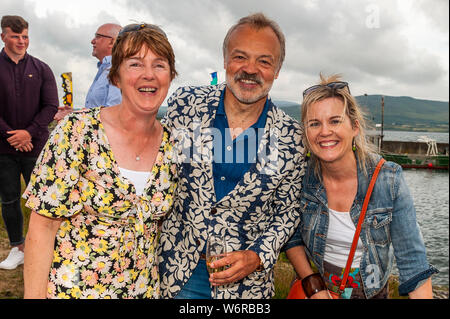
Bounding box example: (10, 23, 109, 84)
(118, 23, 167, 38)
(302, 81, 350, 97)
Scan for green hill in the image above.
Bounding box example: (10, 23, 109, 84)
(273, 96, 449, 132)
(355, 95, 449, 132)
(158, 96, 449, 132)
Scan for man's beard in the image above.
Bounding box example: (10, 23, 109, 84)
(226, 71, 271, 105)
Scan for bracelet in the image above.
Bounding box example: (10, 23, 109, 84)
(301, 273, 327, 298)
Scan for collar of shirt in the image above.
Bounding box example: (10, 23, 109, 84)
(211, 88, 269, 203)
(86, 55, 121, 108)
(97, 55, 112, 69)
(214, 88, 269, 136)
(1, 48, 28, 64)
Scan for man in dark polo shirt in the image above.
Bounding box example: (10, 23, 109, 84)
(0, 15, 58, 270)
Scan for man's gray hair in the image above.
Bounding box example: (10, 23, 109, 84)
(222, 12, 286, 71)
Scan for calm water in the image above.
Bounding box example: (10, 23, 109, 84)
(398, 169, 449, 287)
(369, 130, 449, 143)
(382, 131, 449, 286)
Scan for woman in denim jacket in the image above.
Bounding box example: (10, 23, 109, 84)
(284, 74, 438, 299)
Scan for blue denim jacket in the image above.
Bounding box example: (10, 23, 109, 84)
(284, 155, 438, 298)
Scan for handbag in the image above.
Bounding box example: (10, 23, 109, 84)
(287, 158, 386, 299)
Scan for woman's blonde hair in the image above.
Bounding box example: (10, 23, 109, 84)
(301, 73, 377, 176)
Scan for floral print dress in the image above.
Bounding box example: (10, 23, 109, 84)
(23, 107, 177, 299)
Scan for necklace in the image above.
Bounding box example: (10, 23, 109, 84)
(115, 109, 161, 162)
(134, 125, 163, 161)
(134, 135, 151, 161)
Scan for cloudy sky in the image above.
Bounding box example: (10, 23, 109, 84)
(2, 0, 449, 107)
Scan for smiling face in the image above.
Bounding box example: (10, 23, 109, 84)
(224, 24, 281, 105)
(305, 97, 359, 165)
(115, 45, 171, 115)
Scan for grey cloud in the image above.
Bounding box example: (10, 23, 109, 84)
(2, 1, 123, 106)
(415, 0, 449, 33)
(1, 0, 448, 102)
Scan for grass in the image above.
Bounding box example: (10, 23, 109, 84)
(273, 253, 296, 299)
(0, 178, 29, 299)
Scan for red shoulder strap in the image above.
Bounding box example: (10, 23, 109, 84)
(339, 158, 386, 293)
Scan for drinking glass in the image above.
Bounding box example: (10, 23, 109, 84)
(206, 234, 227, 299)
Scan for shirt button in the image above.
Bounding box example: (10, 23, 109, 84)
(226, 146, 232, 151)
(220, 176, 226, 181)
(211, 208, 217, 215)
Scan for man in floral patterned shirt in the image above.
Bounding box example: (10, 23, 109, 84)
(159, 13, 306, 299)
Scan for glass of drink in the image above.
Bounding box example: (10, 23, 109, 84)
(206, 234, 227, 299)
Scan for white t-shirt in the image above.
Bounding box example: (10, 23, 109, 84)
(324, 208, 364, 268)
(118, 167, 150, 196)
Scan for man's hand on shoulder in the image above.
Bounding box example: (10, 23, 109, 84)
(54, 105, 73, 122)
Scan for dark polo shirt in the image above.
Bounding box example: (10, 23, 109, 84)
(0, 48, 58, 157)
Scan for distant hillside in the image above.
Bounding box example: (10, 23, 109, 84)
(355, 95, 449, 131)
(272, 100, 301, 120)
(157, 106, 168, 119)
(157, 100, 300, 119)
(274, 96, 449, 132)
(158, 96, 449, 132)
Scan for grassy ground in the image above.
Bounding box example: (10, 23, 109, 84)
(0, 180, 29, 299)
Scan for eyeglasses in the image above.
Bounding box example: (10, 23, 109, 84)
(94, 33, 113, 40)
(118, 23, 167, 38)
(302, 81, 350, 97)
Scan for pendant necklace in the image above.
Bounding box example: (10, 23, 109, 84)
(135, 135, 151, 161)
(117, 111, 159, 162)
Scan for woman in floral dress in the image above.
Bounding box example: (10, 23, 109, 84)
(23, 23, 178, 299)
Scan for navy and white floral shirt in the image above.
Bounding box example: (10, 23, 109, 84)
(158, 83, 306, 299)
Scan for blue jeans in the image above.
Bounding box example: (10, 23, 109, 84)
(0, 154, 36, 246)
(175, 259, 212, 299)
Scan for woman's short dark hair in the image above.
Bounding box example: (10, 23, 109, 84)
(108, 24, 177, 86)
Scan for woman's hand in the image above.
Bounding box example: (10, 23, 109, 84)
(408, 278, 433, 299)
(309, 290, 332, 299)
